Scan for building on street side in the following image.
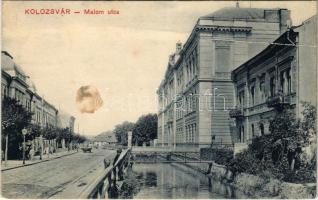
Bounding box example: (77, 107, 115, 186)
(1, 51, 77, 155)
(1, 51, 59, 128)
(230, 15, 317, 147)
(157, 6, 292, 150)
(92, 132, 117, 148)
(56, 110, 76, 133)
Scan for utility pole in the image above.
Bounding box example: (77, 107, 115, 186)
(5, 134, 8, 166)
(22, 129, 27, 165)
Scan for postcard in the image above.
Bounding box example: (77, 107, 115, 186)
(1, 1, 317, 199)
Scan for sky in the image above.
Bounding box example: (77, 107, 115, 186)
(2, 1, 317, 136)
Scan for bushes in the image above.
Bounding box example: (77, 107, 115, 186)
(213, 148, 234, 166)
(226, 102, 316, 184)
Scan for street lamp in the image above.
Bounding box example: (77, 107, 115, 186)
(22, 128, 28, 165)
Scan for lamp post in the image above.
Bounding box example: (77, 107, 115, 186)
(39, 134, 43, 160)
(22, 128, 28, 165)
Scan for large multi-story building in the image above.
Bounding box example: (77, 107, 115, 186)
(230, 15, 317, 144)
(1, 51, 75, 131)
(157, 6, 292, 150)
(57, 110, 76, 133)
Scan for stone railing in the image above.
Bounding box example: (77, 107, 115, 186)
(266, 93, 290, 109)
(79, 148, 132, 199)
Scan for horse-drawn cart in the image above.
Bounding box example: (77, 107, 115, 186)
(81, 147, 92, 153)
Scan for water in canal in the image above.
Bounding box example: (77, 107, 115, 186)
(119, 163, 246, 199)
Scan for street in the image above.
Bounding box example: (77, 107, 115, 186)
(1, 149, 116, 199)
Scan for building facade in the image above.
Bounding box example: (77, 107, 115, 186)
(157, 6, 292, 150)
(56, 110, 76, 133)
(92, 132, 117, 148)
(231, 15, 317, 144)
(1, 51, 58, 128)
(1, 51, 75, 131)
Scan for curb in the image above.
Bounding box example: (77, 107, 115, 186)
(1, 151, 78, 172)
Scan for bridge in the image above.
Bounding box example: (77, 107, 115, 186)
(79, 143, 236, 199)
(131, 143, 234, 163)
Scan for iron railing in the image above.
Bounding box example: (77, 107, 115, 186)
(132, 142, 234, 164)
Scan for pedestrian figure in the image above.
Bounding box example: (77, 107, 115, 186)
(129, 154, 135, 168)
(206, 162, 213, 175)
(113, 149, 122, 166)
(104, 158, 110, 169)
(39, 145, 42, 160)
(29, 148, 34, 160)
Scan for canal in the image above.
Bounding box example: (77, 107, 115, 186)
(119, 163, 248, 199)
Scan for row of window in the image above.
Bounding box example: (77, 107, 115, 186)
(237, 67, 292, 107)
(176, 48, 198, 93)
(176, 91, 198, 119)
(238, 123, 265, 142)
(1, 84, 8, 99)
(1, 86, 57, 127)
(158, 48, 199, 108)
(185, 123, 196, 143)
(172, 123, 197, 144)
(176, 127, 183, 143)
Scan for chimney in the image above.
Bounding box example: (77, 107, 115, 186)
(279, 9, 291, 34)
(176, 41, 182, 54)
(169, 54, 175, 65)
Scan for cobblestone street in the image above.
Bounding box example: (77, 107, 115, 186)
(1, 149, 116, 199)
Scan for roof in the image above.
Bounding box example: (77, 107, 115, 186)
(232, 29, 297, 78)
(201, 7, 279, 20)
(93, 132, 117, 143)
(26, 78, 37, 92)
(1, 52, 27, 77)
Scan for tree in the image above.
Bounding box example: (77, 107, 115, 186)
(27, 124, 42, 138)
(1, 97, 33, 160)
(228, 102, 317, 183)
(113, 121, 134, 146)
(132, 114, 157, 146)
(72, 134, 87, 143)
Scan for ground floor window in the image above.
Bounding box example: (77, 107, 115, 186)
(251, 124, 255, 138)
(260, 123, 265, 136)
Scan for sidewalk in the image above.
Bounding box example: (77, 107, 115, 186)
(1, 149, 78, 171)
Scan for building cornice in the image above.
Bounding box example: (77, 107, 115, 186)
(158, 24, 253, 91)
(1, 70, 12, 82)
(232, 30, 297, 80)
(195, 25, 252, 33)
(12, 77, 28, 88)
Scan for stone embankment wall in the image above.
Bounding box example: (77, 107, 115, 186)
(173, 160, 316, 198)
